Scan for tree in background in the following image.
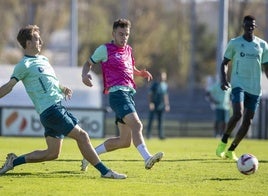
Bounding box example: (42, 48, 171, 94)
(0, 0, 266, 89)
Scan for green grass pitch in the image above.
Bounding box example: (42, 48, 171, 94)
(0, 137, 267, 195)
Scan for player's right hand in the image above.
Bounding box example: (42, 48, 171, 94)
(221, 81, 231, 91)
(82, 74, 93, 87)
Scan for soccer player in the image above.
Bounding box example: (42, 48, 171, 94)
(0, 25, 126, 179)
(205, 80, 231, 137)
(146, 71, 170, 140)
(216, 15, 268, 161)
(81, 18, 163, 171)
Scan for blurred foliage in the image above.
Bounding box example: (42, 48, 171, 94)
(0, 0, 267, 89)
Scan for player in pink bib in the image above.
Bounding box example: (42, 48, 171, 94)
(81, 18, 164, 172)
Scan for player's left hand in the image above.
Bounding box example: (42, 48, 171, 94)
(220, 79, 231, 91)
(63, 87, 72, 100)
(140, 69, 153, 81)
(82, 74, 93, 87)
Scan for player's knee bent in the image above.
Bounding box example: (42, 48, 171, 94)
(76, 130, 90, 143)
(119, 139, 131, 148)
(232, 112, 243, 122)
(135, 120, 143, 131)
(80, 130, 89, 138)
(47, 152, 60, 160)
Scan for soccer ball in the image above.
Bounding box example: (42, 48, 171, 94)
(237, 153, 259, 175)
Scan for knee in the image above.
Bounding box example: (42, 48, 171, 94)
(51, 153, 60, 160)
(116, 136, 131, 148)
(76, 129, 90, 143)
(80, 130, 90, 140)
(121, 139, 131, 148)
(232, 112, 243, 122)
(47, 152, 60, 160)
(136, 120, 143, 131)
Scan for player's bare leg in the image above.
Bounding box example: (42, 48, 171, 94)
(69, 125, 126, 179)
(0, 137, 63, 175)
(68, 126, 100, 165)
(229, 109, 254, 150)
(101, 124, 132, 151)
(123, 112, 163, 169)
(25, 137, 62, 162)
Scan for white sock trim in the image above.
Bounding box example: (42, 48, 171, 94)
(137, 144, 151, 161)
(95, 143, 107, 155)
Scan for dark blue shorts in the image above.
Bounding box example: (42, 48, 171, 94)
(40, 102, 78, 139)
(231, 87, 260, 112)
(109, 90, 136, 124)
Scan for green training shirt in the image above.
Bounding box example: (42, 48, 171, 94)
(224, 35, 268, 96)
(11, 55, 64, 114)
(208, 83, 231, 110)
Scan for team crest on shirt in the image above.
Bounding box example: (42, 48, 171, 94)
(123, 104, 129, 111)
(115, 52, 128, 61)
(115, 53, 122, 59)
(38, 67, 44, 73)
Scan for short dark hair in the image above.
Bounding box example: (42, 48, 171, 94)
(113, 18, 131, 30)
(17, 25, 40, 49)
(243, 15, 255, 23)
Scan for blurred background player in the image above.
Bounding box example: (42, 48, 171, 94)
(146, 71, 170, 139)
(81, 18, 163, 172)
(205, 79, 231, 137)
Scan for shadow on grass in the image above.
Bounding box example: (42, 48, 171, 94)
(2, 170, 95, 178)
(208, 177, 241, 181)
(56, 158, 268, 163)
(57, 158, 221, 162)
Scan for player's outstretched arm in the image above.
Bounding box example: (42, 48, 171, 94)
(0, 78, 17, 98)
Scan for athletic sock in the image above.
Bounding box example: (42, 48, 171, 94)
(228, 143, 237, 151)
(137, 143, 151, 161)
(95, 143, 107, 155)
(94, 162, 109, 175)
(13, 156, 26, 167)
(221, 133, 230, 143)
